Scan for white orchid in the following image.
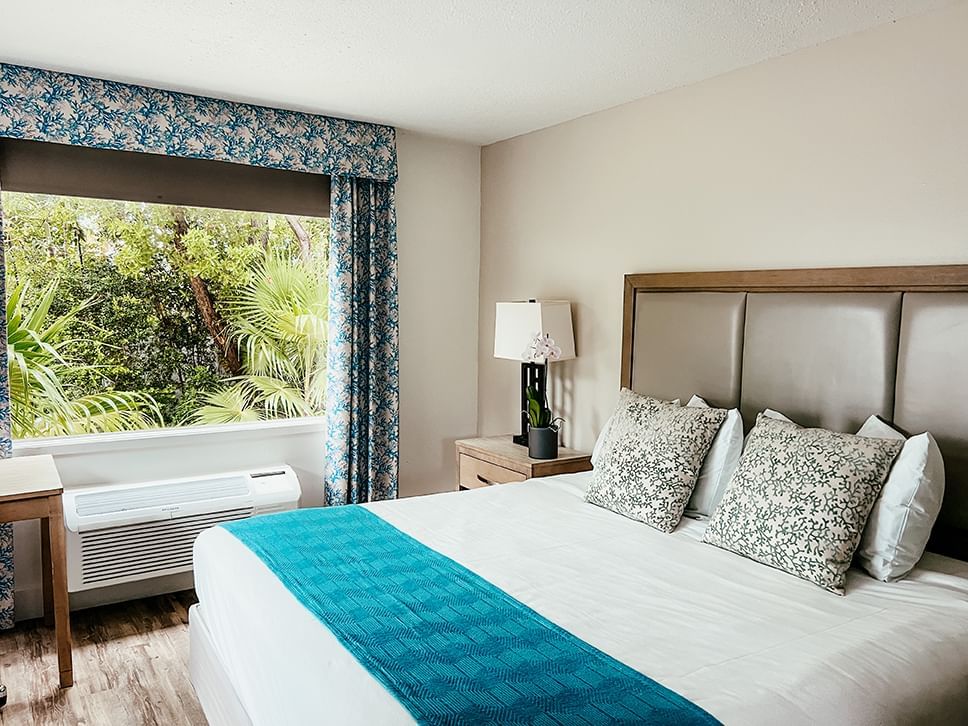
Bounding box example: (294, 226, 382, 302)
(523, 333, 562, 363)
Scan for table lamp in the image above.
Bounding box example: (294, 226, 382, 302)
(493, 300, 576, 446)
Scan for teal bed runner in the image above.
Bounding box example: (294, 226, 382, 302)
(222, 506, 720, 725)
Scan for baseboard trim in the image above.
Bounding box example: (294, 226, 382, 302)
(14, 571, 195, 622)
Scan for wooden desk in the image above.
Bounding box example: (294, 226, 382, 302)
(0, 455, 72, 688)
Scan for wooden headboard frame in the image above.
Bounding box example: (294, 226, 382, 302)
(621, 265, 968, 387)
(620, 263, 968, 559)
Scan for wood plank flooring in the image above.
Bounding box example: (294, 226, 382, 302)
(0, 591, 205, 725)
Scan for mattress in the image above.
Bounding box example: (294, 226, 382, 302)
(192, 472, 968, 725)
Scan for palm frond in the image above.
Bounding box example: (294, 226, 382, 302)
(6, 278, 164, 438)
(196, 254, 327, 422)
(239, 376, 315, 419)
(189, 385, 264, 425)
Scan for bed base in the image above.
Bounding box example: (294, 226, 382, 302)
(189, 604, 254, 726)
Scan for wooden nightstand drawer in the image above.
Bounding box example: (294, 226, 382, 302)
(455, 436, 592, 491)
(458, 454, 527, 490)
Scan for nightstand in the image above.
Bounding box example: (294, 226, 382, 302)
(455, 436, 592, 491)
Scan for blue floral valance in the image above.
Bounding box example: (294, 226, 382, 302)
(0, 64, 397, 182)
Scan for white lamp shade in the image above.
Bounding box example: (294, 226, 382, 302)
(493, 301, 576, 362)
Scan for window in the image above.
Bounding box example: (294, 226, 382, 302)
(0, 141, 330, 439)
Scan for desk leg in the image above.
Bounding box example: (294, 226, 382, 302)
(40, 518, 53, 628)
(46, 496, 73, 688)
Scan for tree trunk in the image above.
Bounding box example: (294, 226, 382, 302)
(74, 223, 84, 266)
(172, 209, 243, 375)
(251, 217, 270, 251)
(285, 215, 311, 260)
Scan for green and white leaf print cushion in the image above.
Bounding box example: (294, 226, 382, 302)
(702, 414, 904, 595)
(585, 388, 727, 533)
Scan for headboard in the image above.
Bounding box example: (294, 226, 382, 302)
(620, 265, 968, 560)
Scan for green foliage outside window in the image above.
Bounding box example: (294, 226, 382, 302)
(1, 192, 330, 438)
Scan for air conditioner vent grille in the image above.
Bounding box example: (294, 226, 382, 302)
(75, 477, 250, 517)
(79, 507, 252, 586)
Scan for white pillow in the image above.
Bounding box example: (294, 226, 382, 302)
(855, 415, 945, 582)
(684, 395, 744, 516)
(591, 416, 614, 467)
(592, 397, 679, 467)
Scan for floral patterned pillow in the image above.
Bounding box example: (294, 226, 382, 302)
(702, 414, 903, 595)
(585, 389, 727, 532)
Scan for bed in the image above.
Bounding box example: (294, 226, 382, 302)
(190, 264, 968, 725)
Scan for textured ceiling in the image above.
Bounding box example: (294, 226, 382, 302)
(1, 0, 956, 144)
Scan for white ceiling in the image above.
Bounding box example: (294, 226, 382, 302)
(1, 1, 955, 144)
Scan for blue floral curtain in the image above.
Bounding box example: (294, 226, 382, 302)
(325, 177, 399, 504)
(0, 171, 13, 629)
(0, 64, 401, 624)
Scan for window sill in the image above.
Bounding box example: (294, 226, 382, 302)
(13, 416, 326, 457)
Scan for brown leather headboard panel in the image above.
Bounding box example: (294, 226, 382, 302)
(631, 292, 746, 408)
(740, 293, 901, 433)
(894, 293, 968, 552)
(620, 265, 968, 560)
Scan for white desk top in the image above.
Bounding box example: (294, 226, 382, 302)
(0, 455, 63, 500)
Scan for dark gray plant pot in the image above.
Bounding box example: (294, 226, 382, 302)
(528, 426, 559, 459)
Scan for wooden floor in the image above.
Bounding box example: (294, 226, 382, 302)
(0, 591, 206, 725)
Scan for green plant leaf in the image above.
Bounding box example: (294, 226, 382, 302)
(192, 253, 328, 422)
(5, 278, 163, 438)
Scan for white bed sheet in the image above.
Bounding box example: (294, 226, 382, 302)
(192, 472, 968, 725)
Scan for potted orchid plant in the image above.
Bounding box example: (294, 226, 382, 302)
(523, 333, 564, 459)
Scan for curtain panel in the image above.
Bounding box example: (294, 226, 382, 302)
(0, 64, 400, 627)
(326, 177, 399, 504)
(0, 171, 13, 629)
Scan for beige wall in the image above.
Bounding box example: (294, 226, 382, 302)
(396, 131, 481, 496)
(478, 4, 968, 453)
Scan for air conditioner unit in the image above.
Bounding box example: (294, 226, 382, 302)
(63, 466, 301, 592)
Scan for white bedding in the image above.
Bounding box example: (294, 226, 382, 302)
(192, 472, 968, 725)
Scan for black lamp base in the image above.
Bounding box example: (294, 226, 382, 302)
(513, 362, 547, 447)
